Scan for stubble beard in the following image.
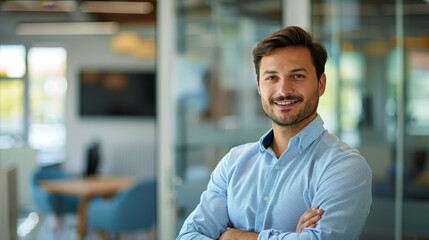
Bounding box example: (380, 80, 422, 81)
(262, 93, 319, 127)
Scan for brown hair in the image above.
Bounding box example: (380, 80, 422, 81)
(252, 26, 328, 82)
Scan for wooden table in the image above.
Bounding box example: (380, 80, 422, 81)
(39, 176, 133, 240)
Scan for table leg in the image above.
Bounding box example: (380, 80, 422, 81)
(77, 196, 90, 240)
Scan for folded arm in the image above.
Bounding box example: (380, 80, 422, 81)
(219, 207, 324, 240)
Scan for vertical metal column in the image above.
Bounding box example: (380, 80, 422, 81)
(329, 0, 343, 136)
(157, 0, 177, 239)
(394, 0, 405, 239)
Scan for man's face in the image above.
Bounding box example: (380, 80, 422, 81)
(257, 46, 326, 127)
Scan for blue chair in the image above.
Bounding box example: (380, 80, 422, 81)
(86, 179, 157, 238)
(31, 165, 79, 215)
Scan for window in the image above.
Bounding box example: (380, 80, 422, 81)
(28, 47, 67, 152)
(0, 45, 25, 148)
(0, 45, 67, 163)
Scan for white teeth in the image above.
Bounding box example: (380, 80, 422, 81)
(276, 101, 294, 105)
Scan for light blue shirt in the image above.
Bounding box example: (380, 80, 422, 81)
(177, 115, 372, 240)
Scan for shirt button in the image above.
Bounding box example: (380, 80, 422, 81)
(263, 196, 269, 202)
(275, 165, 280, 170)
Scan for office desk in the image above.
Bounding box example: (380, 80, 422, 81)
(40, 176, 132, 240)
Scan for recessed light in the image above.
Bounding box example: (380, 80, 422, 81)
(80, 1, 153, 14)
(1, 0, 77, 12)
(16, 22, 119, 35)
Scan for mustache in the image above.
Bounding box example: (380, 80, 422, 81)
(270, 95, 303, 102)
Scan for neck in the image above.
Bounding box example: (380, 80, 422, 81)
(270, 114, 317, 158)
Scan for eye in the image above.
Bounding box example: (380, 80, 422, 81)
(265, 75, 278, 81)
(292, 74, 306, 79)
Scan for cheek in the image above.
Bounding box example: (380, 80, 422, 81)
(259, 89, 271, 101)
(259, 84, 275, 96)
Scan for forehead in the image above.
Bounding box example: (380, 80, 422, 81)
(260, 46, 314, 72)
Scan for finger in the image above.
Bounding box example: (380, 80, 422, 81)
(299, 208, 316, 221)
(299, 208, 323, 224)
(297, 208, 324, 232)
(303, 214, 321, 226)
(297, 215, 320, 232)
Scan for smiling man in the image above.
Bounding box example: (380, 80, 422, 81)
(177, 26, 372, 240)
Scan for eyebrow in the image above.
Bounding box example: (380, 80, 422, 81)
(290, 67, 309, 73)
(262, 70, 278, 76)
(262, 68, 309, 76)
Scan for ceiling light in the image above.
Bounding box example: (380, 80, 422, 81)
(1, 0, 77, 12)
(80, 1, 153, 14)
(16, 22, 119, 35)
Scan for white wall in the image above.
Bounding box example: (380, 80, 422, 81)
(0, 23, 156, 175)
(63, 34, 156, 174)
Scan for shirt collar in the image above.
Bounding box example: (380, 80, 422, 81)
(259, 114, 325, 153)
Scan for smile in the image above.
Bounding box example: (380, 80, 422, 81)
(274, 100, 299, 106)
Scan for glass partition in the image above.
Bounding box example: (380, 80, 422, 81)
(172, 0, 429, 238)
(312, 0, 397, 238)
(402, 1, 429, 237)
(174, 0, 282, 231)
(312, 0, 429, 239)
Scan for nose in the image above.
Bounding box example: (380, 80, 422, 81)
(278, 78, 294, 95)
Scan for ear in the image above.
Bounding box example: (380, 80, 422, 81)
(318, 73, 326, 97)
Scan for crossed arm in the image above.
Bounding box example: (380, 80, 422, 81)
(218, 207, 324, 240)
(177, 147, 372, 240)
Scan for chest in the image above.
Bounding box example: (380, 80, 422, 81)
(226, 155, 320, 231)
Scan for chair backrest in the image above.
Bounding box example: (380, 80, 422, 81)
(112, 179, 157, 231)
(31, 165, 78, 214)
(32, 165, 69, 185)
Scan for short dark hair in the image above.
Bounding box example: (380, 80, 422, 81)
(252, 26, 328, 82)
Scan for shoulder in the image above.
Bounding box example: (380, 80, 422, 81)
(317, 131, 372, 175)
(213, 141, 262, 175)
(224, 141, 260, 163)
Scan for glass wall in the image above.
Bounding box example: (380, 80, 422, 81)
(402, 0, 429, 238)
(173, 0, 282, 231)
(311, 0, 429, 239)
(172, 0, 429, 238)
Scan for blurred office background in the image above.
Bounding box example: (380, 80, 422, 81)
(0, 0, 428, 239)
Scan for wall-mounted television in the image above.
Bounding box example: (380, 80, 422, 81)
(79, 69, 156, 118)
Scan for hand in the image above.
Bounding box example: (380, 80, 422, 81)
(296, 207, 324, 233)
(219, 228, 258, 240)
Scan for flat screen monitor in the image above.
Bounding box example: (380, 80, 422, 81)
(79, 69, 156, 117)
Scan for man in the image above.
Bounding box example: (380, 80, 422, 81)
(177, 26, 372, 240)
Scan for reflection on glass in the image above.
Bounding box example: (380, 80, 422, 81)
(339, 52, 364, 146)
(318, 51, 338, 133)
(407, 50, 429, 133)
